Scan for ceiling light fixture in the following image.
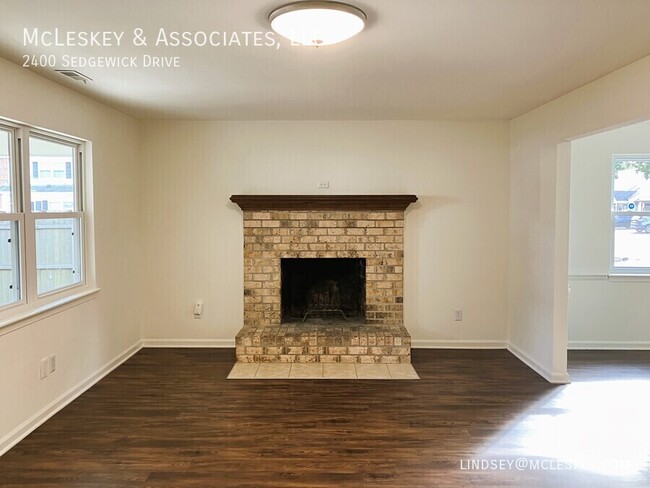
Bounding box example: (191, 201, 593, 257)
(269, 1, 366, 47)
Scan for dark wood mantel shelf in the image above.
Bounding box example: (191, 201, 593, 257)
(230, 195, 418, 211)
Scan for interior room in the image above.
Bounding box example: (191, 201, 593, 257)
(0, 1, 649, 486)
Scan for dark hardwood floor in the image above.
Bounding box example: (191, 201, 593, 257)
(1, 349, 649, 487)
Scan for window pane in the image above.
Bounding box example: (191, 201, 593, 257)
(0, 129, 14, 213)
(36, 218, 82, 294)
(0, 220, 21, 306)
(29, 137, 76, 213)
(612, 158, 650, 270)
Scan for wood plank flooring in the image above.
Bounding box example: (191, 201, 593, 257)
(1, 349, 649, 487)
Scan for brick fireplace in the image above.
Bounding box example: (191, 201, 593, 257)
(231, 195, 417, 364)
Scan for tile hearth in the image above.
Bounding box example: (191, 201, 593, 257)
(227, 361, 420, 380)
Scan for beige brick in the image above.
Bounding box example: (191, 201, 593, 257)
(261, 220, 281, 228)
(265, 346, 285, 355)
(391, 347, 410, 355)
(348, 346, 368, 355)
(346, 243, 365, 251)
(370, 346, 390, 355)
(278, 355, 297, 362)
(315, 220, 334, 227)
(358, 355, 380, 363)
(296, 355, 318, 363)
(261, 236, 282, 244)
(300, 236, 318, 243)
(289, 244, 309, 251)
(318, 235, 339, 243)
(356, 220, 375, 228)
(256, 355, 279, 362)
(380, 355, 400, 364)
(327, 346, 348, 355)
(375, 236, 395, 243)
(339, 355, 359, 363)
(236, 355, 255, 362)
(319, 355, 340, 363)
(366, 243, 385, 251)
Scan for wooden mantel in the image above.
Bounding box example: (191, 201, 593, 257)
(230, 195, 418, 211)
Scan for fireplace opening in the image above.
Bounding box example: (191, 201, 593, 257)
(281, 258, 366, 323)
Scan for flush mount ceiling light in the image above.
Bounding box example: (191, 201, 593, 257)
(269, 1, 366, 47)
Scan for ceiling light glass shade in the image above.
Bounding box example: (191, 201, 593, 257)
(269, 1, 366, 46)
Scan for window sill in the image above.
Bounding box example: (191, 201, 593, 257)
(0, 288, 101, 336)
(569, 273, 650, 282)
(608, 274, 650, 282)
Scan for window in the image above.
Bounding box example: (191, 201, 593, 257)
(611, 155, 650, 273)
(0, 119, 89, 316)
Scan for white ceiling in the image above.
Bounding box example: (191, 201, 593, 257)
(1, 0, 649, 120)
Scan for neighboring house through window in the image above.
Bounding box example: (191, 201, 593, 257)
(611, 155, 650, 273)
(0, 118, 89, 314)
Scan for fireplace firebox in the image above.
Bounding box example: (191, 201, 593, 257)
(281, 258, 366, 323)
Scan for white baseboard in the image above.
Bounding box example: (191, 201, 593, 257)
(569, 341, 650, 350)
(0, 339, 142, 457)
(412, 339, 507, 349)
(141, 338, 235, 348)
(507, 342, 570, 384)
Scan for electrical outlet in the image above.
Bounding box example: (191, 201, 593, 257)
(48, 355, 56, 374)
(318, 181, 330, 189)
(454, 309, 463, 321)
(193, 300, 203, 318)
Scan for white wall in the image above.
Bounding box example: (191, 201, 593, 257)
(140, 120, 510, 348)
(509, 55, 650, 383)
(0, 58, 142, 453)
(568, 121, 650, 348)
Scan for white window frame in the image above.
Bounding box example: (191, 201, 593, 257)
(610, 154, 650, 275)
(0, 117, 94, 327)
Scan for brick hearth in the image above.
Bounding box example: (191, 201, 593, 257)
(235, 323, 411, 363)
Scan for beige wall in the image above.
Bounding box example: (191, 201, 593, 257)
(568, 120, 650, 347)
(140, 120, 510, 347)
(0, 58, 142, 452)
(509, 55, 650, 382)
